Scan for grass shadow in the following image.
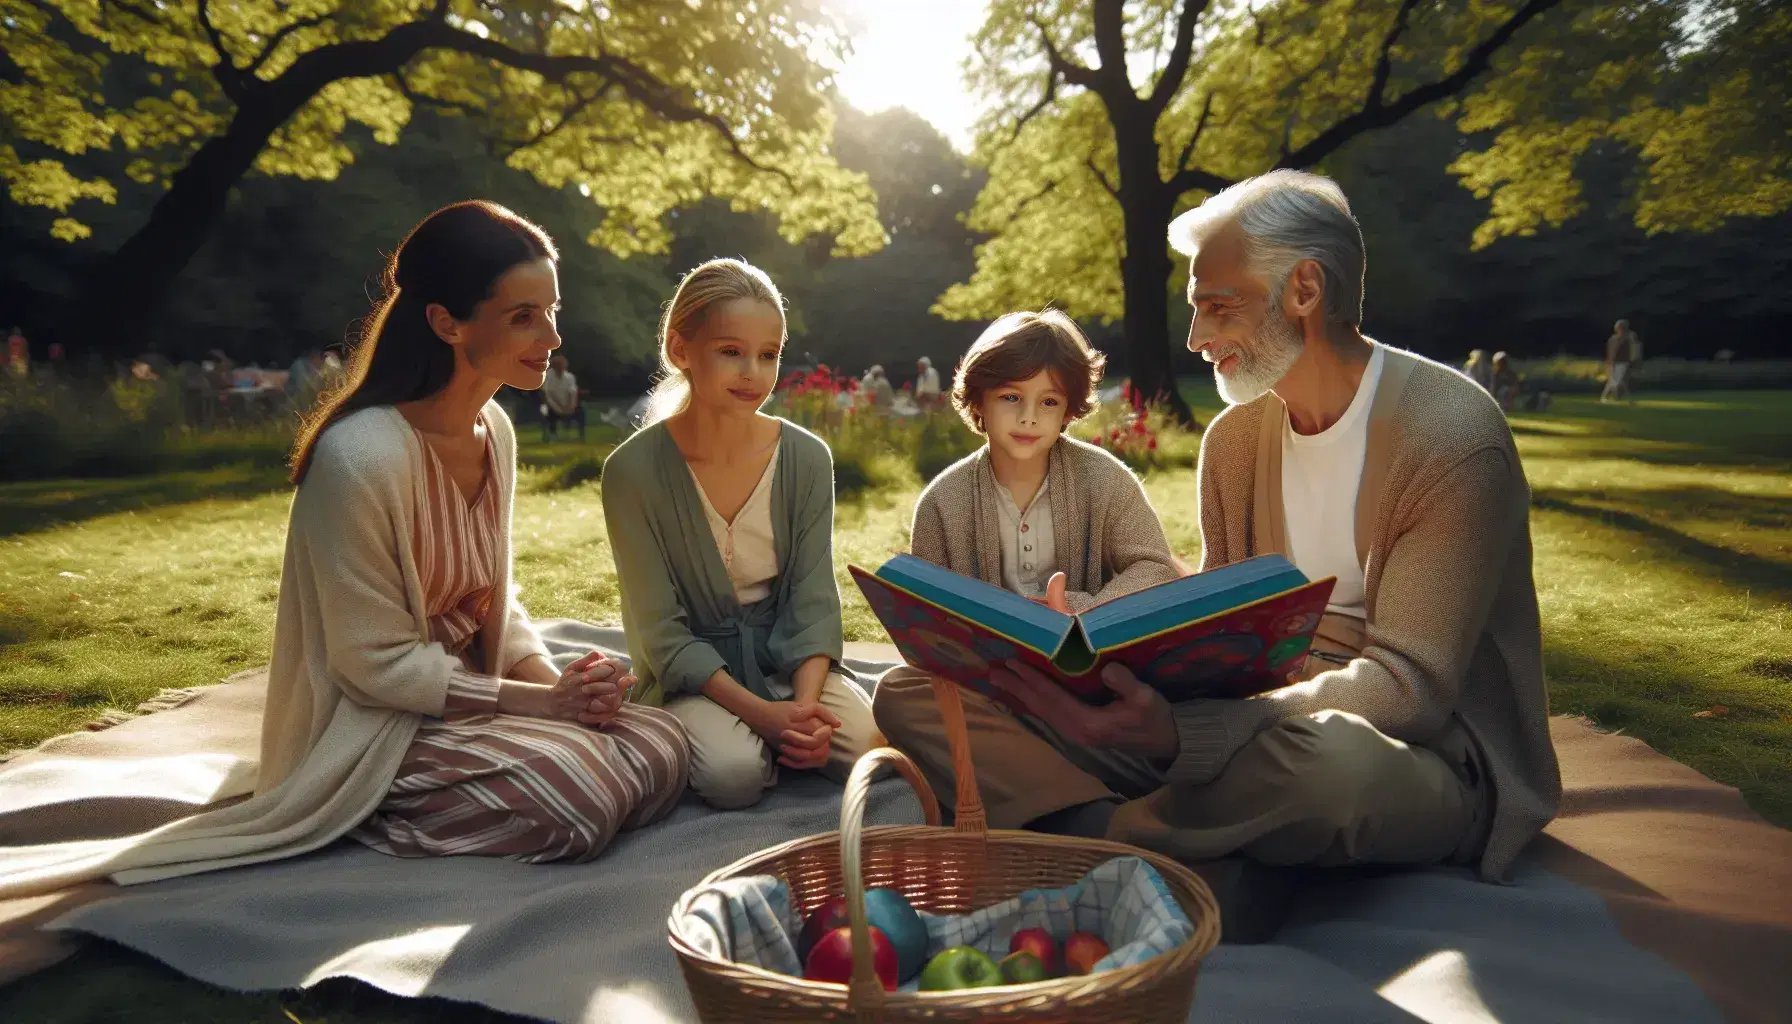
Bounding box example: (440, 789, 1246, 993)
(0, 464, 293, 539)
(1522, 394, 1792, 466)
(1541, 643, 1792, 829)
(0, 434, 621, 540)
(1531, 490, 1792, 602)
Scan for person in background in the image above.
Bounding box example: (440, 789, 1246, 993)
(602, 258, 877, 809)
(1490, 352, 1522, 413)
(914, 356, 942, 409)
(6, 327, 28, 378)
(540, 354, 585, 442)
(286, 349, 327, 415)
(861, 364, 895, 411)
(1603, 320, 1640, 402)
(1462, 349, 1493, 394)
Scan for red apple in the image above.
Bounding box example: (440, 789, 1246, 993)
(1062, 931, 1110, 976)
(1008, 927, 1061, 977)
(803, 924, 899, 991)
(796, 896, 851, 964)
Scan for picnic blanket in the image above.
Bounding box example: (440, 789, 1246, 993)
(1, 622, 1788, 1023)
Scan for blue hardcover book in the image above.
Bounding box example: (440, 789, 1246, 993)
(850, 554, 1335, 704)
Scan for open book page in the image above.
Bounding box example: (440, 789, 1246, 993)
(851, 555, 1334, 706)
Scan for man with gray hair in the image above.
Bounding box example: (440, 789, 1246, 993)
(875, 170, 1558, 891)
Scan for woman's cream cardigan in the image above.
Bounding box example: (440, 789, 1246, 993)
(0, 403, 549, 896)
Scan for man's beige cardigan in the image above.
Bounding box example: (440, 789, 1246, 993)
(1170, 346, 1560, 880)
(0, 403, 549, 897)
(910, 435, 1180, 612)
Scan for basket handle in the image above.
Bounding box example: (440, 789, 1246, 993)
(837, 746, 941, 1017)
(927, 675, 990, 835)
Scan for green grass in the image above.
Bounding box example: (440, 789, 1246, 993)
(0, 392, 1788, 1021)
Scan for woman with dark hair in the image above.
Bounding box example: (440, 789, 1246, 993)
(0, 202, 688, 897)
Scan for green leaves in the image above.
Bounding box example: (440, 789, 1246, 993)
(950, 0, 1788, 323)
(1447, 0, 1790, 246)
(1, 0, 881, 257)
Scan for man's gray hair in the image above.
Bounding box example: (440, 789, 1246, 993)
(1167, 169, 1365, 326)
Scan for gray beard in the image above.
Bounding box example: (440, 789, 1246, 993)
(1216, 312, 1305, 406)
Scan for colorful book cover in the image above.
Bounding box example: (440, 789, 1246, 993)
(849, 553, 1336, 706)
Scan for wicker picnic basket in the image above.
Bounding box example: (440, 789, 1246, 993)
(668, 678, 1222, 1022)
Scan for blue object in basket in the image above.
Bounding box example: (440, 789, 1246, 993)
(864, 887, 929, 981)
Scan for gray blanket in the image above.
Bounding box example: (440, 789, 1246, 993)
(33, 623, 1733, 1022)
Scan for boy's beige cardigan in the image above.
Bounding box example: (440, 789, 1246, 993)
(0, 403, 550, 897)
(909, 434, 1181, 611)
(1174, 346, 1560, 880)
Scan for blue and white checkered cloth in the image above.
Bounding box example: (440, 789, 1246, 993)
(673, 855, 1194, 989)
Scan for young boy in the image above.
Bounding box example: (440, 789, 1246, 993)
(873, 309, 1180, 834)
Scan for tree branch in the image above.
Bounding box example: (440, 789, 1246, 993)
(412, 22, 784, 178)
(513, 82, 618, 150)
(1003, 178, 1061, 225)
(1171, 91, 1215, 177)
(244, 17, 790, 181)
(1008, 70, 1059, 144)
(1030, 17, 1100, 89)
(391, 67, 493, 126)
(1086, 156, 1119, 200)
(1149, 0, 1213, 114)
(1168, 165, 1234, 195)
(194, 0, 248, 103)
(1091, 0, 1130, 92)
(1278, 0, 1562, 170)
(1365, 0, 1423, 113)
(244, 12, 337, 79)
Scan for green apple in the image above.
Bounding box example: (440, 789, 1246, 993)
(999, 950, 1050, 984)
(917, 946, 1003, 991)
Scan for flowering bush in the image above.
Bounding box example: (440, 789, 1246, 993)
(767, 365, 979, 496)
(1069, 382, 1200, 473)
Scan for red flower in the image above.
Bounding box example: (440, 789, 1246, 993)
(1147, 437, 1158, 451)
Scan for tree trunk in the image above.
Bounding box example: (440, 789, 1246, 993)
(1119, 203, 1192, 424)
(66, 89, 317, 356)
(1111, 113, 1196, 426)
(61, 21, 459, 357)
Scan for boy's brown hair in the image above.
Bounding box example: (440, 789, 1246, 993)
(951, 309, 1106, 434)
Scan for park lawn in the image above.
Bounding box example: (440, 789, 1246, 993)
(0, 390, 1787, 1022)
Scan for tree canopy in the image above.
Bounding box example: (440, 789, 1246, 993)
(936, 0, 1789, 416)
(0, 0, 885, 350)
(1451, 0, 1791, 246)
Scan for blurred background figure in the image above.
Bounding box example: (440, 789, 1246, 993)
(1603, 319, 1642, 402)
(1491, 351, 1522, 412)
(914, 356, 941, 409)
(6, 327, 28, 378)
(1463, 349, 1493, 394)
(860, 363, 894, 411)
(285, 348, 328, 417)
(539, 354, 585, 441)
